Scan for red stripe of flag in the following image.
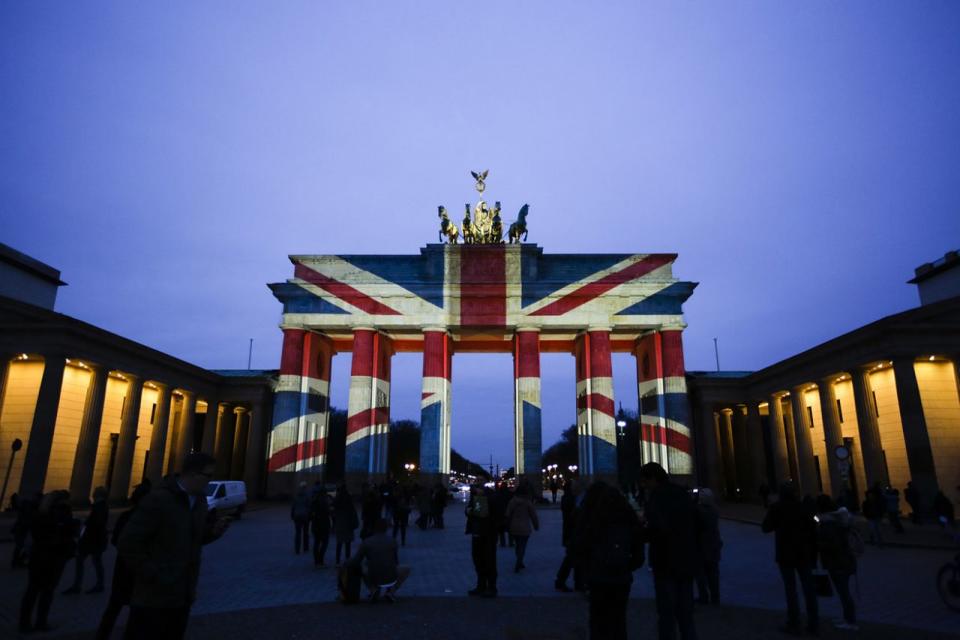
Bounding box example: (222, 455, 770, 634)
(639, 424, 692, 456)
(295, 263, 401, 316)
(459, 247, 506, 327)
(267, 437, 327, 472)
(576, 393, 616, 417)
(346, 408, 391, 436)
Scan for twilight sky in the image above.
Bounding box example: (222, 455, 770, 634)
(2, 2, 959, 470)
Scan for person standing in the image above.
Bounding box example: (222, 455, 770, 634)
(291, 481, 311, 554)
(555, 479, 583, 592)
(10, 492, 39, 569)
(883, 486, 905, 533)
(465, 484, 498, 597)
(862, 484, 886, 546)
(549, 478, 559, 504)
(360, 483, 381, 539)
(64, 486, 109, 594)
(694, 488, 722, 605)
(573, 481, 643, 640)
(491, 483, 511, 548)
(640, 462, 699, 640)
(904, 481, 921, 525)
(761, 482, 819, 637)
(19, 490, 78, 633)
(505, 482, 539, 572)
(392, 485, 411, 546)
(333, 484, 359, 565)
(816, 495, 858, 631)
(119, 452, 229, 640)
(96, 483, 151, 640)
(310, 486, 332, 567)
(432, 482, 447, 529)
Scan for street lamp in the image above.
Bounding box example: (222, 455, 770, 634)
(617, 419, 627, 437)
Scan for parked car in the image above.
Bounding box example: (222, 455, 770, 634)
(205, 480, 247, 518)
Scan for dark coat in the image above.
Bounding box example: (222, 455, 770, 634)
(333, 494, 359, 544)
(505, 496, 539, 536)
(118, 477, 221, 608)
(643, 483, 699, 578)
(79, 499, 109, 555)
(696, 503, 722, 565)
(30, 502, 77, 566)
(560, 492, 578, 547)
(761, 497, 817, 568)
(310, 493, 331, 537)
(291, 490, 311, 521)
(574, 491, 643, 586)
(109, 506, 138, 603)
(817, 508, 856, 574)
(348, 532, 399, 586)
(465, 491, 495, 537)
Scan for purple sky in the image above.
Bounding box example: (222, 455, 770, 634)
(3, 3, 959, 470)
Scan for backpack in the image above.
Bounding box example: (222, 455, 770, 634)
(592, 523, 644, 574)
(469, 494, 489, 519)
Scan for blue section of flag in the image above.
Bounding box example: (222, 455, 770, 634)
(269, 283, 351, 314)
(339, 254, 445, 309)
(615, 282, 696, 316)
(640, 392, 689, 421)
(419, 401, 442, 474)
(521, 401, 542, 474)
(521, 254, 632, 308)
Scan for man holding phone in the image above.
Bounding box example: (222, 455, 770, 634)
(119, 452, 230, 639)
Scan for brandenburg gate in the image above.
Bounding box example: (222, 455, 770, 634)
(266, 173, 697, 490)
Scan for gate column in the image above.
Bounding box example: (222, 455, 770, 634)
(575, 329, 617, 483)
(514, 328, 542, 489)
(346, 329, 393, 488)
(419, 329, 452, 486)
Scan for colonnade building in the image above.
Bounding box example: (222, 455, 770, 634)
(687, 250, 960, 514)
(0, 243, 273, 505)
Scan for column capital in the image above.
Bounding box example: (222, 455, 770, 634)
(422, 326, 449, 334)
(585, 325, 612, 333)
(514, 326, 541, 334)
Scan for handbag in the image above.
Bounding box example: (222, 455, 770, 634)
(812, 569, 833, 598)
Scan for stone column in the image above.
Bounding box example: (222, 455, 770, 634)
(731, 406, 752, 498)
(0, 355, 10, 404)
(108, 375, 144, 502)
(419, 329, 453, 484)
(173, 391, 196, 472)
(636, 332, 666, 467)
(575, 329, 617, 482)
(718, 409, 737, 497)
(346, 329, 393, 487)
(215, 406, 236, 479)
(143, 384, 172, 484)
(892, 358, 939, 506)
(817, 378, 846, 500)
(513, 328, 542, 487)
(782, 400, 800, 484)
(767, 393, 790, 485)
(790, 386, 820, 496)
(201, 400, 220, 455)
(19, 356, 66, 498)
(244, 401, 267, 498)
(231, 407, 249, 480)
(68, 365, 109, 504)
(851, 366, 886, 489)
(695, 402, 722, 493)
(661, 330, 693, 476)
(746, 401, 768, 494)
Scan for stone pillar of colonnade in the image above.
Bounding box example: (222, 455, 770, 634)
(790, 385, 820, 497)
(143, 383, 172, 484)
(892, 358, 940, 508)
(817, 377, 847, 501)
(718, 409, 737, 498)
(214, 406, 237, 479)
(746, 401, 768, 494)
(231, 407, 249, 480)
(694, 402, 722, 493)
(850, 366, 887, 491)
(173, 391, 196, 472)
(513, 328, 543, 490)
(731, 406, 752, 499)
(575, 329, 617, 484)
(419, 329, 452, 487)
(634, 329, 694, 483)
(108, 375, 144, 503)
(767, 393, 791, 487)
(68, 364, 110, 504)
(346, 329, 393, 489)
(201, 400, 221, 456)
(243, 401, 267, 498)
(19, 355, 66, 498)
(782, 398, 800, 486)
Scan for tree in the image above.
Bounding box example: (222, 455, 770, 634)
(542, 424, 578, 471)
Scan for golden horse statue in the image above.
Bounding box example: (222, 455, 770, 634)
(438, 206, 459, 244)
(461, 204, 475, 244)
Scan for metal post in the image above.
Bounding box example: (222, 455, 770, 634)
(1, 439, 23, 509)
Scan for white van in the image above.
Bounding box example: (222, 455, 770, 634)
(205, 480, 247, 518)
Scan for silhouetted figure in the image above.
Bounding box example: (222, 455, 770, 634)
(291, 481, 311, 553)
(555, 479, 584, 592)
(904, 481, 921, 524)
(310, 485, 332, 566)
(862, 484, 886, 545)
(431, 482, 447, 529)
(465, 484, 497, 597)
(333, 484, 358, 565)
(119, 453, 229, 640)
(505, 482, 539, 572)
(19, 490, 77, 633)
(64, 486, 109, 594)
(694, 488, 722, 605)
(415, 483, 431, 529)
(392, 485, 411, 546)
(10, 491, 39, 569)
(96, 483, 150, 640)
(883, 486, 905, 533)
(640, 462, 699, 640)
(574, 481, 643, 640)
(492, 483, 511, 547)
(762, 482, 818, 636)
(934, 491, 955, 529)
(380, 478, 396, 520)
(549, 478, 559, 504)
(348, 518, 410, 602)
(360, 483, 381, 539)
(816, 495, 858, 631)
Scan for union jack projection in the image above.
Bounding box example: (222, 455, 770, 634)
(267, 244, 697, 482)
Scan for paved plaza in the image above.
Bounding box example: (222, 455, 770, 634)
(1, 498, 957, 638)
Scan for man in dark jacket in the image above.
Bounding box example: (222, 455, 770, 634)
(555, 479, 584, 592)
(761, 482, 818, 636)
(64, 486, 109, 594)
(640, 462, 699, 640)
(119, 453, 229, 640)
(465, 484, 498, 597)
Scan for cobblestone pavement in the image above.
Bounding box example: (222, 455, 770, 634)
(1, 499, 957, 637)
